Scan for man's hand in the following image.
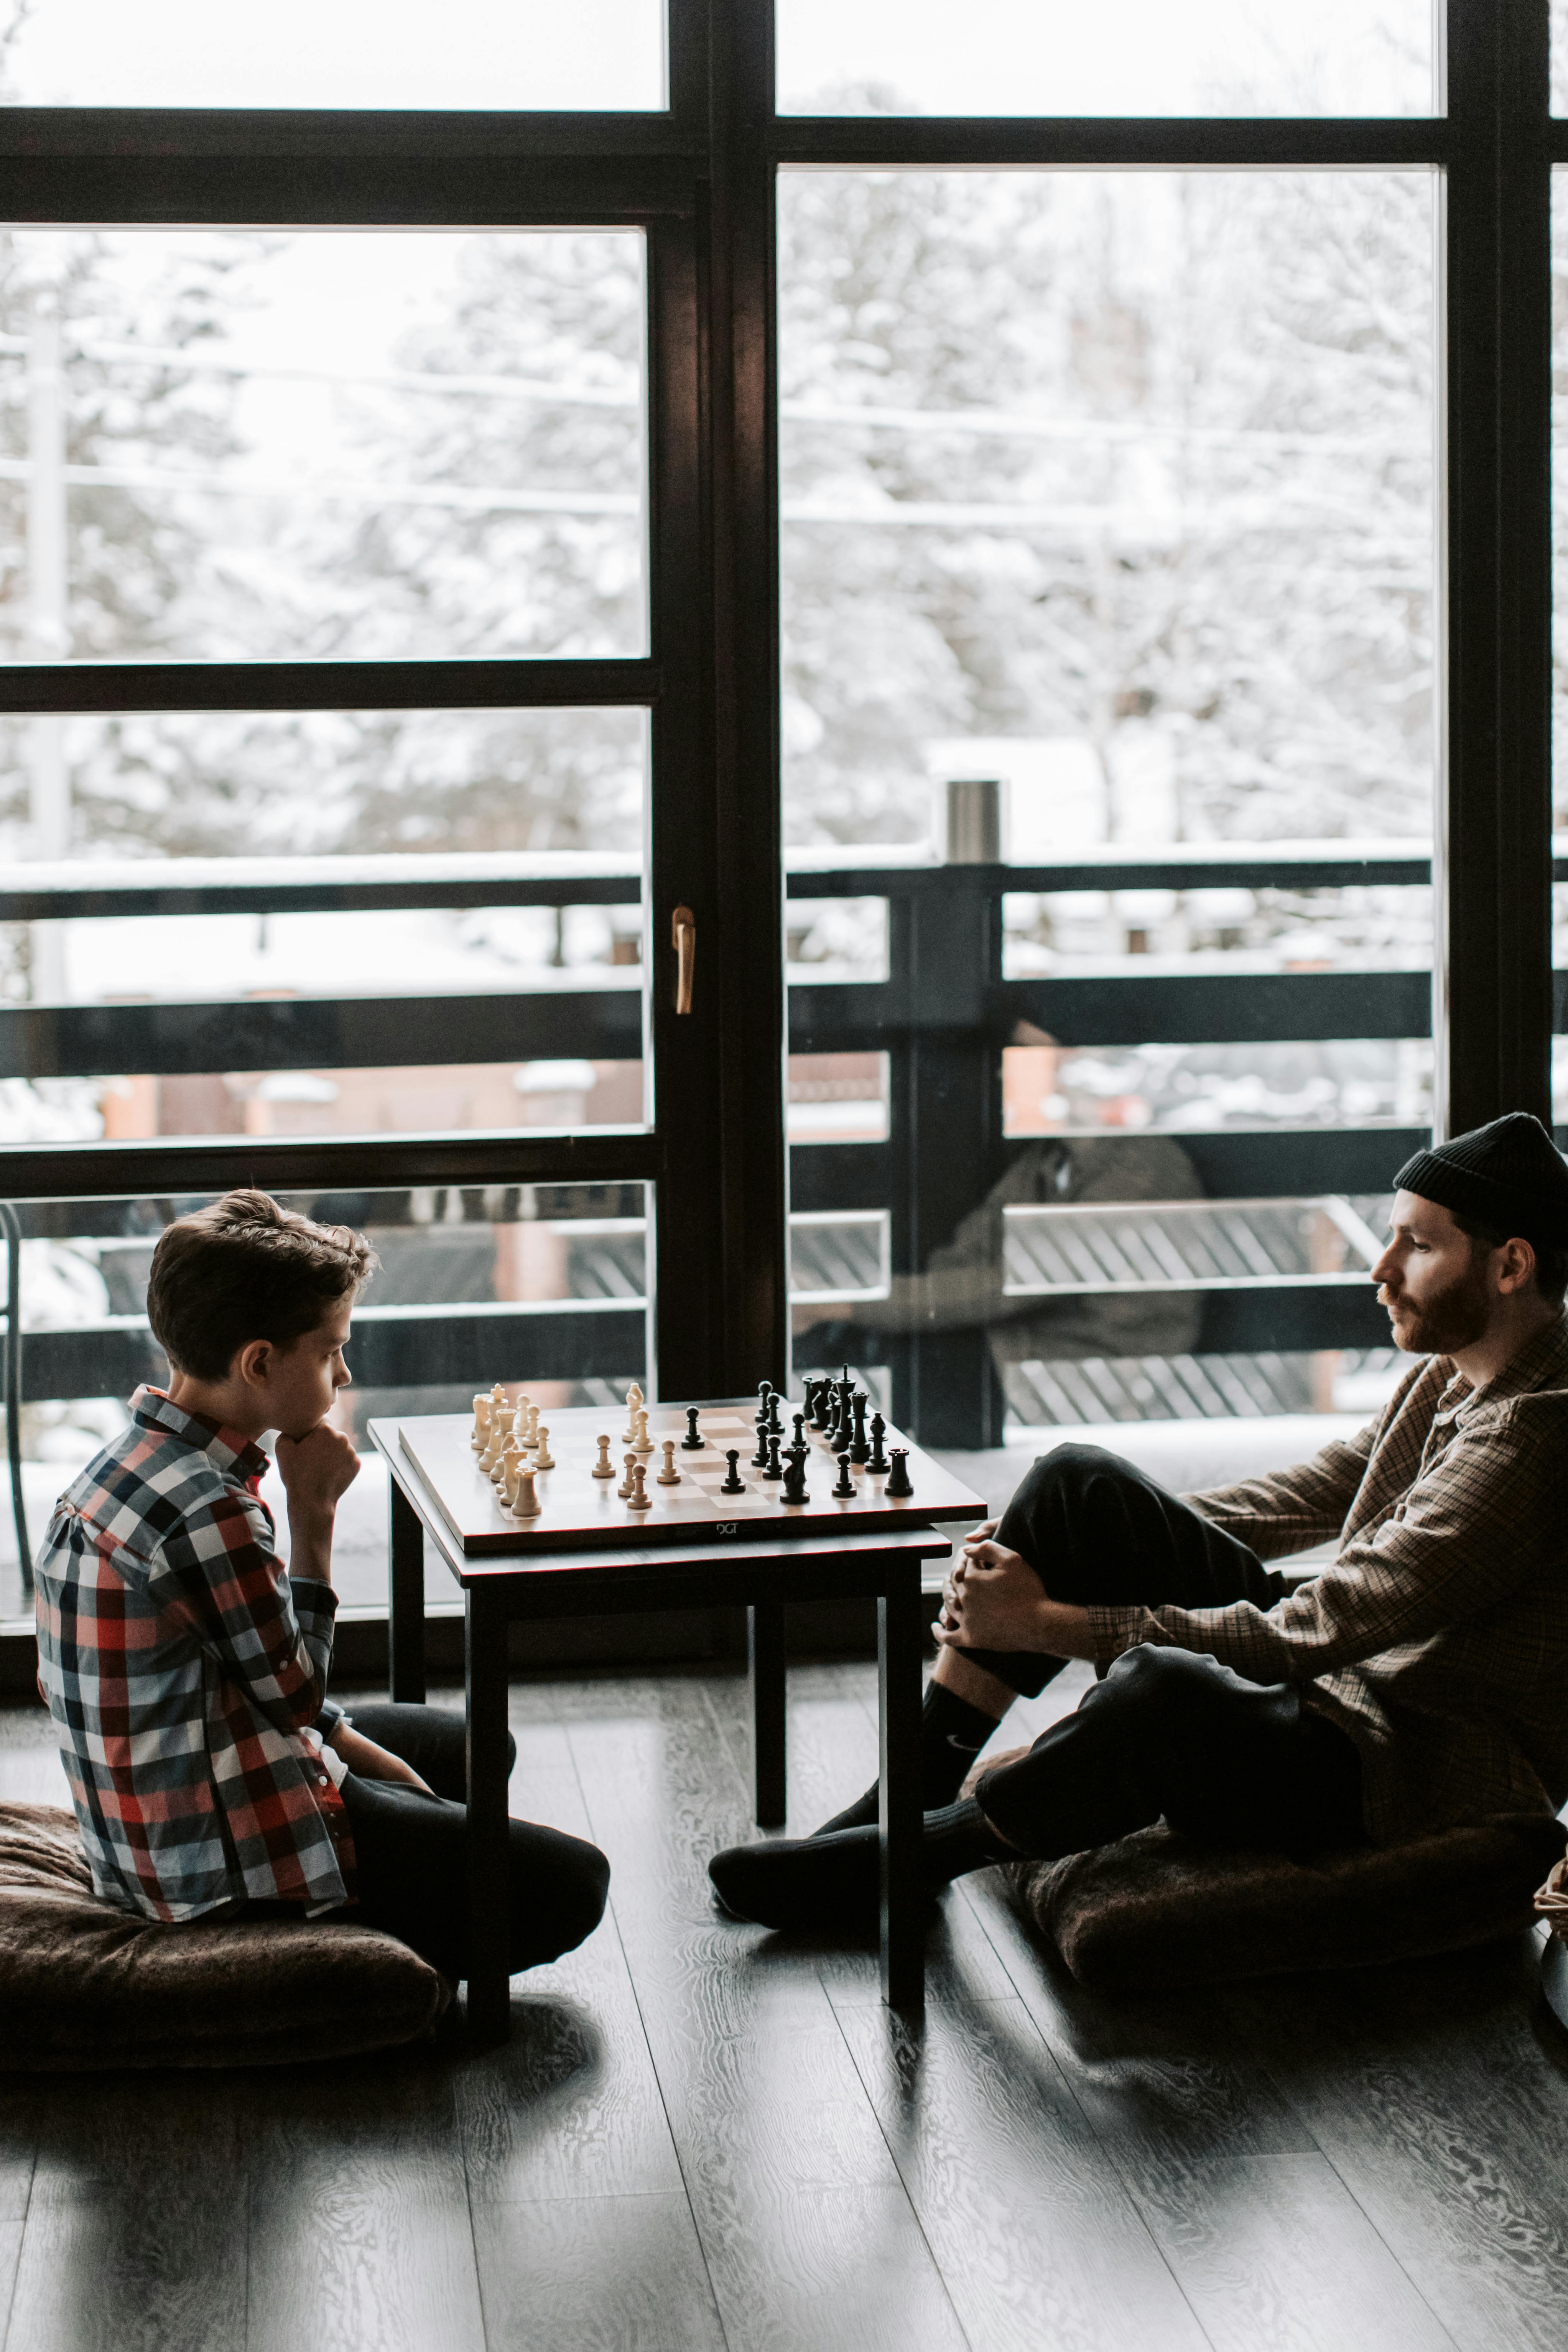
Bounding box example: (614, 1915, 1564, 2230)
(934, 1536, 1099, 1661)
(329, 1722, 434, 1795)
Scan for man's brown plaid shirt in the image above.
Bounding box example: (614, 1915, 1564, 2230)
(1086, 1317, 1568, 1841)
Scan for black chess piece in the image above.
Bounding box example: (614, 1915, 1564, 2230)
(720, 1449, 745, 1495)
(682, 1405, 705, 1451)
(780, 1442, 811, 1505)
(849, 1390, 870, 1466)
(762, 1430, 784, 1481)
(767, 1388, 785, 1436)
(805, 1377, 827, 1430)
(751, 1411, 771, 1470)
(792, 1411, 806, 1454)
(885, 1447, 913, 1498)
(757, 1379, 773, 1415)
(867, 1413, 890, 1475)
(831, 1452, 856, 1499)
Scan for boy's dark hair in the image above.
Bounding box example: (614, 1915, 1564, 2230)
(1452, 1207, 1568, 1308)
(146, 1189, 378, 1381)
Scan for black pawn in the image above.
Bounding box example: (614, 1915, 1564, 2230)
(885, 1447, 913, 1499)
(767, 1389, 784, 1436)
(682, 1405, 704, 1451)
(849, 1391, 870, 1466)
(720, 1449, 745, 1495)
(751, 1412, 771, 1470)
(762, 1430, 784, 1482)
(831, 1452, 856, 1499)
(792, 1411, 806, 1453)
(781, 1442, 811, 1505)
(867, 1413, 890, 1475)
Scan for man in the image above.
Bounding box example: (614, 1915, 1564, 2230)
(709, 1112, 1568, 1933)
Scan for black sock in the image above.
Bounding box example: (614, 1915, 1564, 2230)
(920, 1797, 1016, 1890)
(813, 1683, 1006, 1836)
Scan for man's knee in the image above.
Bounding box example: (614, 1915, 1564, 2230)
(513, 1829, 610, 1962)
(1093, 1641, 1239, 1724)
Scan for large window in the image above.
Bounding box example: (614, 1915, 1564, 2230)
(0, 3, 1555, 1592)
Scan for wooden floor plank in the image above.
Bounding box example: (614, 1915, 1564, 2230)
(1226, 1944, 1568, 2352)
(245, 2058, 485, 2352)
(472, 2191, 726, 2352)
(456, 1707, 687, 2207)
(564, 1676, 968, 2352)
(8, 2073, 246, 2352)
(834, 1990, 1210, 2352)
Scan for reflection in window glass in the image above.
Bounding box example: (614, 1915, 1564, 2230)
(778, 0, 1434, 118)
(0, 1183, 649, 1619)
(0, 705, 648, 1145)
(0, 230, 647, 666)
(786, 1052, 888, 1142)
(1002, 884, 1432, 979)
(0, 0, 667, 109)
(780, 171, 1436, 859)
(1001, 1039, 1433, 1138)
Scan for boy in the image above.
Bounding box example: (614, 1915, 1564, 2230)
(35, 1188, 608, 1985)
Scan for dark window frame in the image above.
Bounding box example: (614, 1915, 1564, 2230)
(0, 0, 1553, 1414)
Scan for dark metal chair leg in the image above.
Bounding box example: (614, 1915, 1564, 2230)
(749, 1602, 787, 1827)
(878, 1576, 926, 2019)
(464, 1588, 512, 2045)
(388, 1477, 426, 1704)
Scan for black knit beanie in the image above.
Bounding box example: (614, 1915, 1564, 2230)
(1394, 1113, 1568, 1247)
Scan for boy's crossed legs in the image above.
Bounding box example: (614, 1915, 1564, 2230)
(707, 1444, 1364, 1933)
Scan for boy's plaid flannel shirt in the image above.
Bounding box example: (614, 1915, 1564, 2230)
(34, 1387, 354, 1921)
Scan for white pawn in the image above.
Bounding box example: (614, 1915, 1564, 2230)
(533, 1425, 556, 1471)
(526, 1403, 542, 1450)
(511, 1466, 542, 1520)
(471, 1394, 491, 1452)
(496, 1442, 522, 1502)
(656, 1440, 681, 1486)
(511, 1396, 532, 1448)
(626, 1461, 652, 1512)
(622, 1383, 645, 1444)
(591, 1435, 615, 1480)
(617, 1452, 637, 1500)
(632, 1407, 653, 1456)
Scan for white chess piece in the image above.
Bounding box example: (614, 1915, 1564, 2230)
(526, 1403, 542, 1450)
(471, 1393, 491, 1452)
(617, 1452, 637, 1499)
(632, 1407, 653, 1456)
(496, 1442, 522, 1502)
(622, 1383, 645, 1442)
(478, 1417, 507, 1474)
(511, 1466, 542, 1519)
(511, 1396, 532, 1448)
(656, 1440, 681, 1486)
(532, 1426, 556, 1471)
(626, 1462, 652, 1511)
(591, 1435, 615, 1480)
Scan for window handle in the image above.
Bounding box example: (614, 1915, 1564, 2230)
(672, 905, 696, 1015)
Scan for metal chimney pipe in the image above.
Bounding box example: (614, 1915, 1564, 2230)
(940, 776, 1002, 864)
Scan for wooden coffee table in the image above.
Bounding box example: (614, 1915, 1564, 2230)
(369, 1404, 978, 2040)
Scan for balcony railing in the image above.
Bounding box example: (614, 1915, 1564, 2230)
(0, 834, 1521, 1445)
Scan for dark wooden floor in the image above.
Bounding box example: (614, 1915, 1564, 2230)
(0, 1660, 1564, 2352)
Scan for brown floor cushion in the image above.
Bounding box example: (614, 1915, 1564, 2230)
(0, 1802, 451, 2070)
(964, 1747, 1567, 1993)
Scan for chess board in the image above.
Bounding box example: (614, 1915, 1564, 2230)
(396, 1400, 986, 1557)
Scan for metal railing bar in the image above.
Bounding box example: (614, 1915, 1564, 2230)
(0, 656, 662, 717)
(0, 848, 644, 924)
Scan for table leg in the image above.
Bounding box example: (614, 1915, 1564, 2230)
(749, 1603, 787, 1828)
(464, 1589, 512, 2045)
(388, 1476, 426, 1705)
(878, 1577, 926, 2018)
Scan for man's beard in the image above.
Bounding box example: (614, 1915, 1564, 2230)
(1380, 1254, 1494, 1355)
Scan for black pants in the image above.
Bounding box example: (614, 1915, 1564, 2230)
(336, 1702, 610, 1982)
(965, 1446, 1365, 1860)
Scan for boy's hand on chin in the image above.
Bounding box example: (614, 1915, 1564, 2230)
(276, 1420, 361, 1516)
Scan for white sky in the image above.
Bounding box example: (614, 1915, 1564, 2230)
(1, 0, 1436, 116)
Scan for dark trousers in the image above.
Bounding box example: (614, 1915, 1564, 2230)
(337, 1702, 610, 1982)
(966, 1445, 1365, 1859)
